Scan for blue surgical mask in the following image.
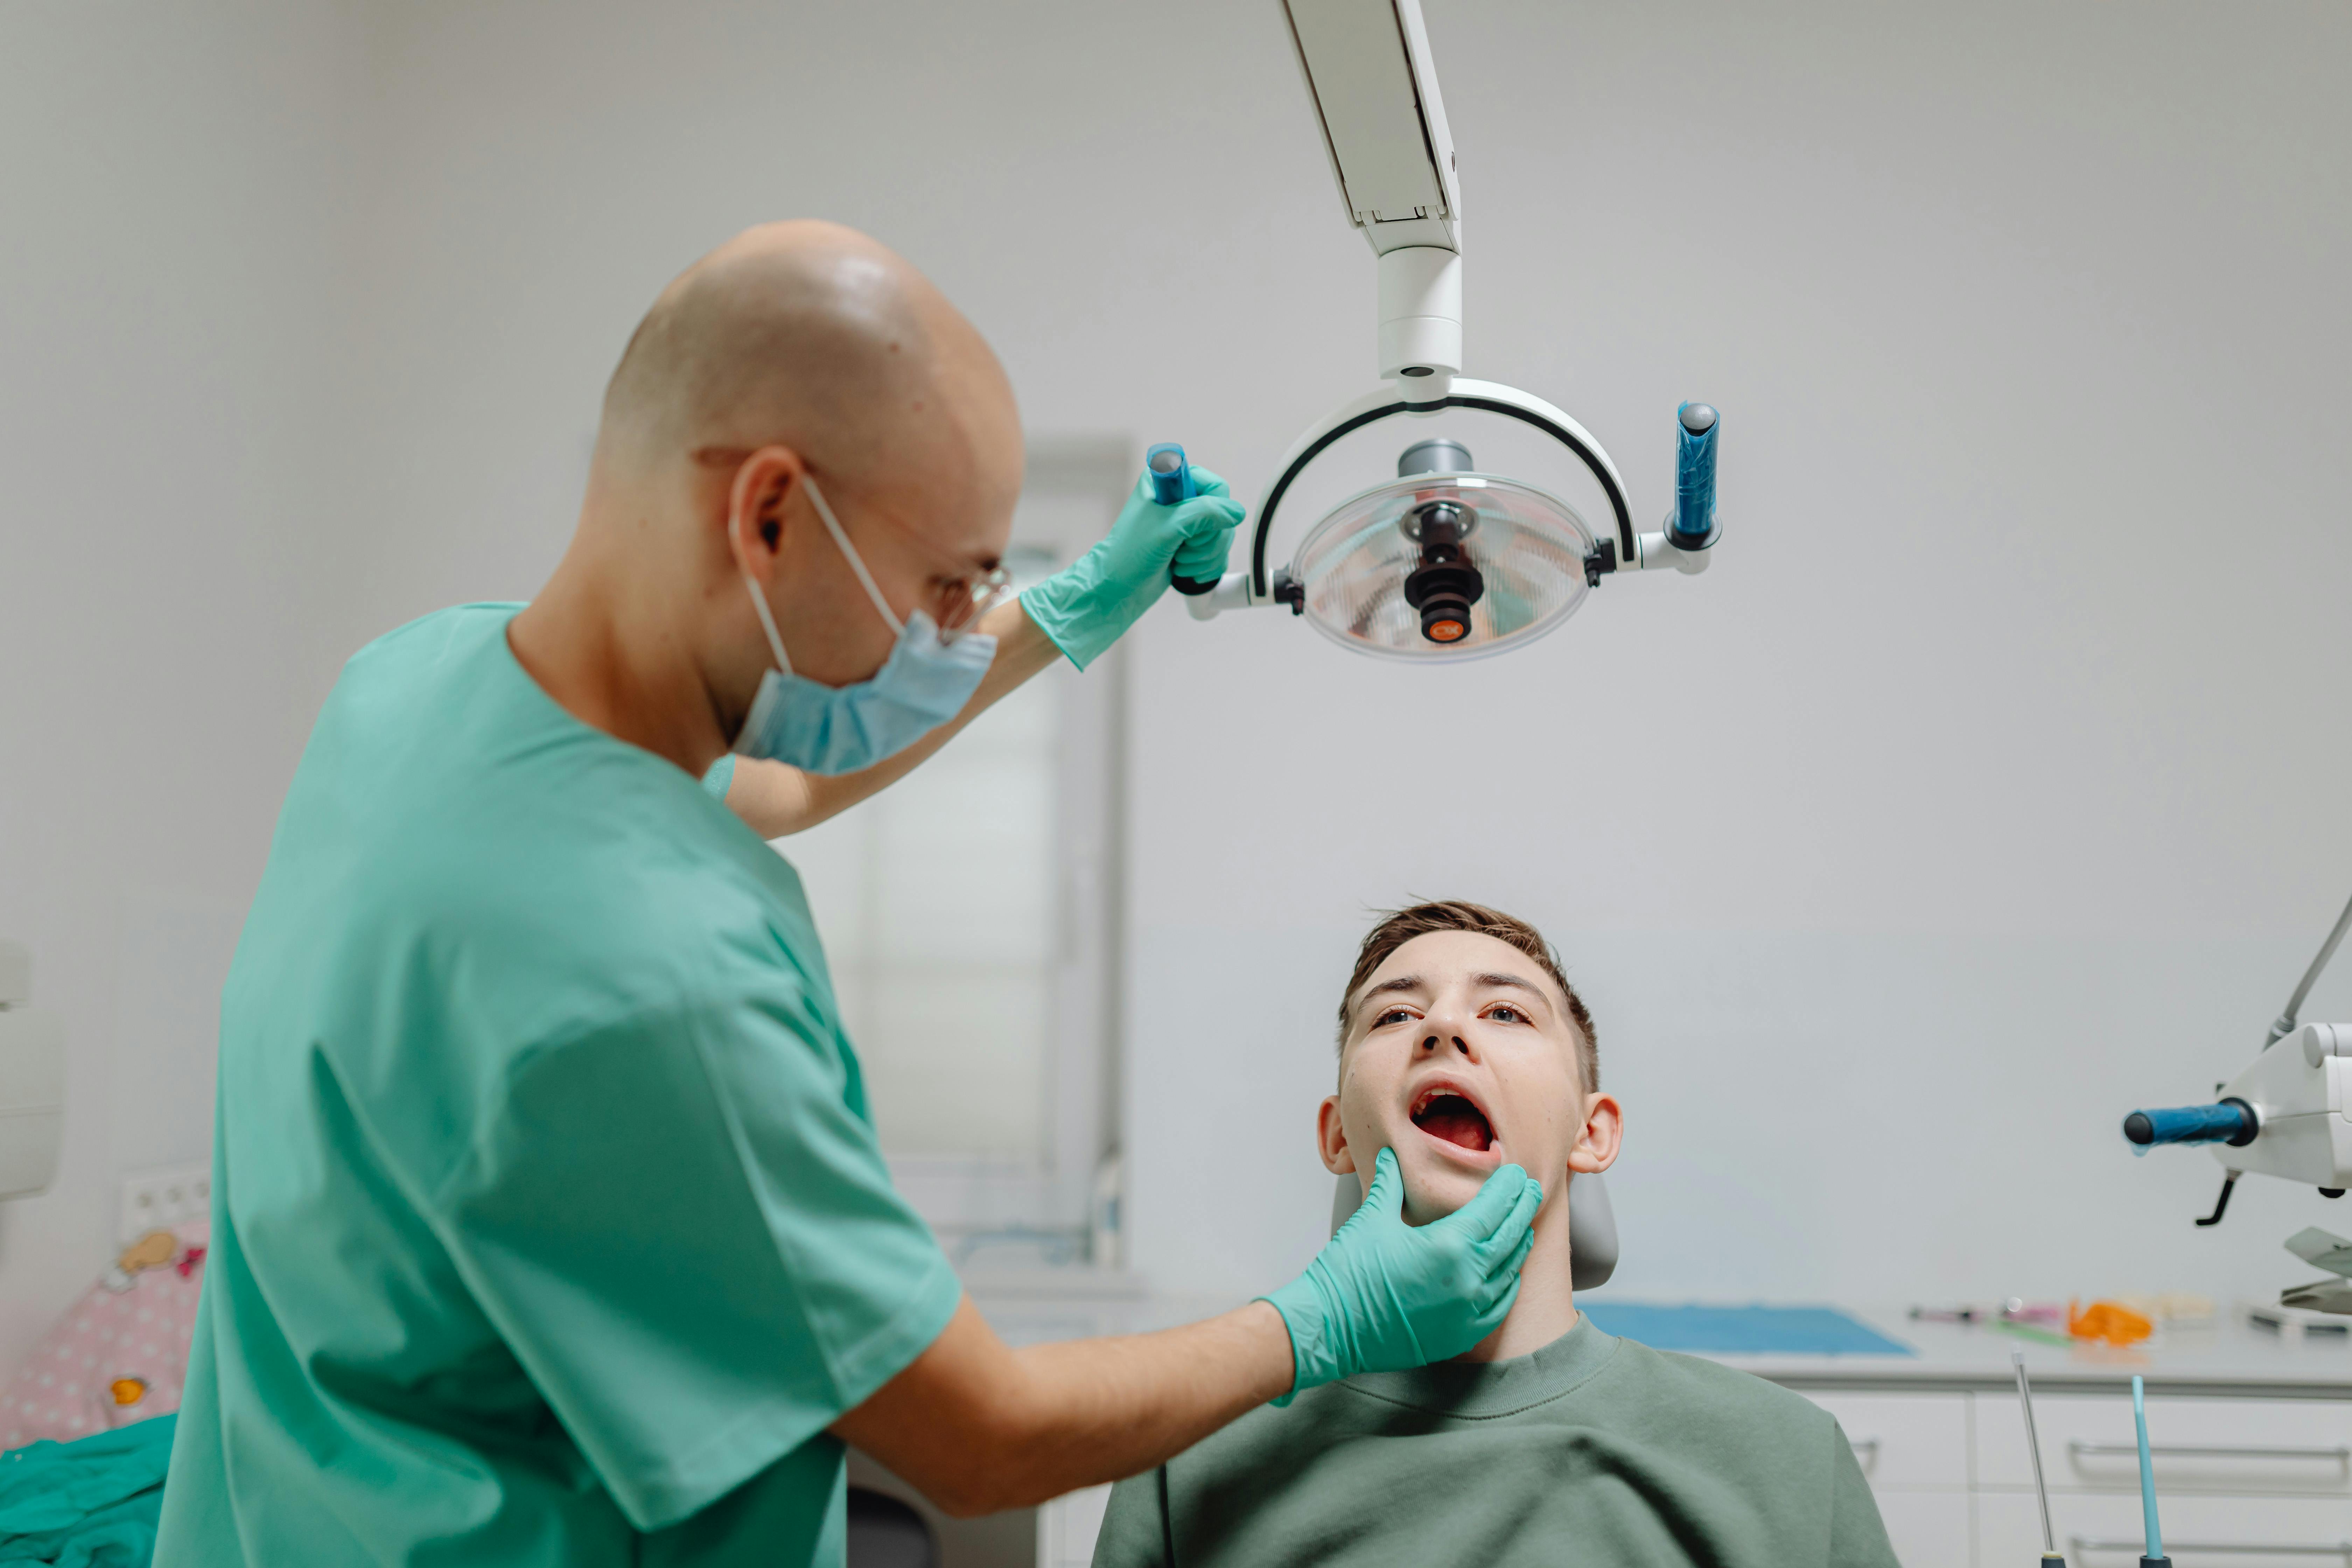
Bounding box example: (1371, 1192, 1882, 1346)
(732, 476, 997, 776)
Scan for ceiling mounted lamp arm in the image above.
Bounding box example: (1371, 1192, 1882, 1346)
(1282, 0, 1459, 258)
(1283, 0, 1463, 402)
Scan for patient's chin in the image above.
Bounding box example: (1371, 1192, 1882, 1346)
(1395, 1158, 1483, 1227)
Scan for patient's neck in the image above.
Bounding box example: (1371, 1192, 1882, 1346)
(1453, 1175, 1577, 1363)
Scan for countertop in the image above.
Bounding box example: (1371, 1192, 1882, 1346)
(962, 1277, 2352, 1401)
(1702, 1306, 2352, 1400)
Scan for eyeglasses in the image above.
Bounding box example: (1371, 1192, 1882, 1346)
(698, 447, 1014, 643)
(803, 471, 1012, 645)
(935, 566, 1014, 643)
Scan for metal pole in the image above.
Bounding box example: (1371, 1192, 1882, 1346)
(2269, 887, 2352, 1048)
(2013, 1351, 2063, 1565)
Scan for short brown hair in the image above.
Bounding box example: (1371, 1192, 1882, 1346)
(1338, 901, 1598, 1091)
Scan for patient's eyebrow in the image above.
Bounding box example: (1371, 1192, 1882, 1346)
(1350, 975, 1428, 1017)
(1472, 973, 1554, 1014)
(1351, 972, 1553, 1018)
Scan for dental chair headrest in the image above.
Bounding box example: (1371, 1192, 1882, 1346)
(1329, 1169, 1618, 1291)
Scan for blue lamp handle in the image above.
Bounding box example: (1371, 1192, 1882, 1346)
(1149, 442, 1219, 596)
(1671, 403, 1719, 547)
(2121, 1100, 2257, 1149)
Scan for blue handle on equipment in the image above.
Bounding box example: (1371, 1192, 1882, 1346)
(1146, 442, 1197, 506)
(1671, 403, 1718, 546)
(1149, 442, 1219, 596)
(2121, 1101, 2255, 1149)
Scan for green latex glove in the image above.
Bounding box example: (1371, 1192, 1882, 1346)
(1018, 463, 1246, 670)
(1259, 1147, 1542, 1402)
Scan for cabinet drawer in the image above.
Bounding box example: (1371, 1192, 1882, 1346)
(1801, 1391, 1972, 1487)
(1979, 1487, 2352, 1564)
(1978, 1393, 2352, 1496)
(1863, 1489, 1969, 1568)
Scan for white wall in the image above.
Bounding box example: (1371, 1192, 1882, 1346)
(0, 2, 371, 1374)
(1118, 0, 2352, 1307)
(4, 0, 2348, 1382)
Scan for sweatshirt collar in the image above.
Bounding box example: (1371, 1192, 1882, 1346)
(1337, 1314, 1620, 1419)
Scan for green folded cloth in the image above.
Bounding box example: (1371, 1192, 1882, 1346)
(0, 1415, 175, 1566)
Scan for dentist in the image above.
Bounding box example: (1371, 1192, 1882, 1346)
(155, 222, 1541, 1567)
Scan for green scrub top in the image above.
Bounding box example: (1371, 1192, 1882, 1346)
(154, 605, 962, 1567)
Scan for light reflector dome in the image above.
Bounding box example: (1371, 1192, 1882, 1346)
(1290, 472, 1597, 662)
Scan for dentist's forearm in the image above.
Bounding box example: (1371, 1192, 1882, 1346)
(724, 598, 1060, 837)
(993, 1301, 1297, 1503)
(834, 1295, 1296, 1517)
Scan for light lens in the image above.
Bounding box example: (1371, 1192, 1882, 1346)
(1288, 473, 1597, 662)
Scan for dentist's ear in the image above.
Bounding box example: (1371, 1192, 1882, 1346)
(724, 445, 811, 577)
(1567, 1092, 1624, 1176)
(1316, 1094, 1357, 1176)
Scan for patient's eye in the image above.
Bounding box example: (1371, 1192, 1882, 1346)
(1485, 1003, 1530, 1024)
(1372, 1006, 1415, 1028)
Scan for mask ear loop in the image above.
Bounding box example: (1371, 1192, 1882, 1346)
(802, 475, 907, 637)
(732, 507, 797, 677)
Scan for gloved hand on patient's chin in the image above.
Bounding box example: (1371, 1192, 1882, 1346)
(1258, 1146, 1542, 1405)
(1017, 464, 1245, 671)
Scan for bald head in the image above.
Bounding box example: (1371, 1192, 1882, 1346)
(510, 223, 1022, 773)
(598, 220, 1014, 507)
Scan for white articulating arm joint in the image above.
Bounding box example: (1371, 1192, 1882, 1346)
(1185, 571, 1284, 620)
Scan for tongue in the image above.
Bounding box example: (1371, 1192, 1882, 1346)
(1416, 1099, 1492, 1152)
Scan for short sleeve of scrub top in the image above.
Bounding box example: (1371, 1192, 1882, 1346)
(701, 752, 737, 800)
(431, 918, 956, 1533)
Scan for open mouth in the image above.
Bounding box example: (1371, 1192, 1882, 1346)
(1409, 1085, 1496, 1154)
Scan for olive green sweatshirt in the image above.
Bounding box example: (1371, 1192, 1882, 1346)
(1092, 1317, 1898, 1568)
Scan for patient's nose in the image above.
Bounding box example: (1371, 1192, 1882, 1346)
(1418, 1033, 1475, 1058)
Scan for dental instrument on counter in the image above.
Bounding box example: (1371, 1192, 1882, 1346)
(2120, 882, 2352, 1314)
(2010, 1351, 2063, 1568)
(1908, 1303, 1994, 1324)
(2132, 1375, 2170, 1567)
(1178, 0, 1721, 661)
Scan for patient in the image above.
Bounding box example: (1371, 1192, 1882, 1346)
(1092, 901, 1897, 1568)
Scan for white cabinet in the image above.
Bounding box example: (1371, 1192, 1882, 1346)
(1792, 1385, 2352, 1568)
(1807, 1392, 1974, 1487)
(1979, 1488, 2352, 1564)
(1802, 1393, 1974, 1568)
(1037, 1485, 1111, 1568)
(1863, 1489, 1973, 1568)
(1976, 1391, 2352, 1498)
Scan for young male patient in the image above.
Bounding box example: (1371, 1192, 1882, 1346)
(1092, 901, 1898, 1568)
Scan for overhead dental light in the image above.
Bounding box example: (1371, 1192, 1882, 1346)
(1177, 0, 1721, 659)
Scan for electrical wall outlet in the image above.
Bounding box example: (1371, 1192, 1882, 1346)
(118, 1160, 211, 1246)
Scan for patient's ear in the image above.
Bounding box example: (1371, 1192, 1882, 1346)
(1316, 1095, 1356, 1175)
(1567, 1092, 1623, 1175)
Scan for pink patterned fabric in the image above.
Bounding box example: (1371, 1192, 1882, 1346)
(0, 1220, 208, 1450)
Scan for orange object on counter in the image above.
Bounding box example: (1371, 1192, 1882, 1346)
(2068, 1297, 2154, 1345)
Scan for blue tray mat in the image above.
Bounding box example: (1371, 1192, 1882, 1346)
(1579, 1302, 1914, 1357)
